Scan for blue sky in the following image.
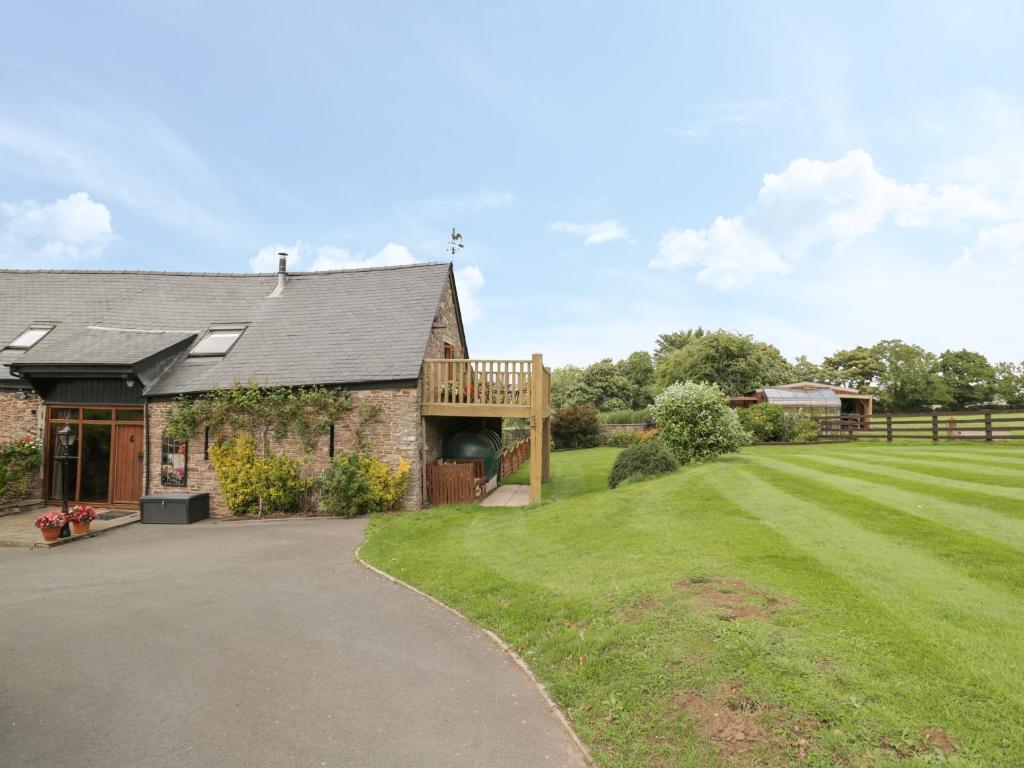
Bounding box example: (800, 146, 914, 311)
(2, 2, 1023, 366)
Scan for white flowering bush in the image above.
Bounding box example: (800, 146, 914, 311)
(651, 381, 750, 464)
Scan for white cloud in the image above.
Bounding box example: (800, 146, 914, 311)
(550, 219, 628, 245)
(1, 191, 113, 265)
(250, 240, 486, 320)
(0, 100, 236, 242)
(655, 217, 787, 290)
(455, 265, 485, 322)
(653, 149, 1007, 289)
(250, 242, 301, 272)
(673, 98, 779, 139)
(956, 220, 1024, 270)
(309, 242, 416, 271)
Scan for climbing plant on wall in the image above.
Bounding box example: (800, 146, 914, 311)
(164, 383, 354, 455)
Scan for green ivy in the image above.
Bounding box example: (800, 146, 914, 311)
(0, 436, 43, 500)
(164, 382, 353, 455)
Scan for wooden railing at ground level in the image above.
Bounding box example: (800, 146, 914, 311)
(425, 462, 478, 505)
(500, 437, 530, 478)
(814, 410, 1024, 442)
(422, 358, 534, 407)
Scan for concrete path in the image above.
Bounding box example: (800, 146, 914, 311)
(480, 484, 532, 507)
(0, 506, 138, 548)
(0, 518, 588, 768)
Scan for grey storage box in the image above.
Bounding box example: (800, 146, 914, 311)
(140, 492, 210, 524)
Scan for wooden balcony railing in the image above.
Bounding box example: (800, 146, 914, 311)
(421, 358, 536, 411)
(421, 354, 551, 503)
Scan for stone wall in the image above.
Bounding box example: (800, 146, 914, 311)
(424, 275, 466, 360)
(146, 384, 423, 517)
(0, 389, 44, 500)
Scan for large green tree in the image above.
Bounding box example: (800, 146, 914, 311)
(791, 355, 823, 382)
(870, 339, 948, 412)
(550, 365, 584, 411)
(653, 327, 705, 362)
(654, 330, 792, 395)
(994, 361, 1024, 407)
(938, 349, 996, 408)
(616, 351, 655, 409)
(820, 346, 880, 391)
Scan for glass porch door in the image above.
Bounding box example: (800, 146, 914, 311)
(46, 407, 144, 506)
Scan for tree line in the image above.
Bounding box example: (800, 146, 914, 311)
(551, 328, 1024, 415)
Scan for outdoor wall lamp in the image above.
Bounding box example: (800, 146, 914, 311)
(56, 425, 78, 539)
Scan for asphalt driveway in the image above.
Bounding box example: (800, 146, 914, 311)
(0, 518, 587, 768)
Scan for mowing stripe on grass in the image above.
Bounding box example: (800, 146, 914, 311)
(742, 460, 1024, 594)
(820, 450, 1024, 488)
(798, 452, 1024, 503)
(749, 454, 1024, 550)
(708, 469, 1024, 691)
(830, 443, 1024, 469)
(763, 451, 1024, 523)
(852, 446, 1024, 469)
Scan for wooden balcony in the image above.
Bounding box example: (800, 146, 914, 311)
(420, 355, 551, 418)
(420, 354, 551, 502)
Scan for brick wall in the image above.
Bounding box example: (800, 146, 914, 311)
(146, 384, 423, 517)
(0, 389, 44, 500)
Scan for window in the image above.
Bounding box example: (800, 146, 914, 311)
(161, 434, 188, 487)
(6, 324, 53, 350)
(189, 327, 243, 357)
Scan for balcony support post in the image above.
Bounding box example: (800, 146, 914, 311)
(529, 353, 544, 503)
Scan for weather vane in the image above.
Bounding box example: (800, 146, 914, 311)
(447, 227, 464, 256)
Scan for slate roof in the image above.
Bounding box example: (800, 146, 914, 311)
(0, 263, 459, 395)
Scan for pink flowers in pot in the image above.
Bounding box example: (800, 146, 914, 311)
(34, 511, 67, 530)
(68, 505, 97, 524)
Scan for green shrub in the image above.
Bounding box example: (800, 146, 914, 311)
(551, 404, 601, 450)
(0, 437, 43, 500)
(651, 381, 750, 464)
(738, 403, 788, 442)
(786, 413, 820, 442)
(209, 436, 307, 515)
(316, 453, 410, 518)
(608, 440, 679, 488)
(603, 430, 642, 448)
(597, 409, 651, 425)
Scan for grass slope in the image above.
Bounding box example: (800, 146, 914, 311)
(362, 443, 1024, 767)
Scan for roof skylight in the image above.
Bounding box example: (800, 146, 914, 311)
(189, 328, 244, 357)
(6, 324, 53, 350)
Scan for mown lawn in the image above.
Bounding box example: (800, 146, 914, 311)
(361, 443, 1024, 767)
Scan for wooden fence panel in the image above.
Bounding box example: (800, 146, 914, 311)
(500, 437, 531, 478)
(814, 409, 1024, 442)
(425, 462, 477, 505)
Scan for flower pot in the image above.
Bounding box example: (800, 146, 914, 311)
(71, 521, 91, 535)
(40, 527, 60, 542)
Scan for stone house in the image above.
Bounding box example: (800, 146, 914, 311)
(0, 260, 551, 515)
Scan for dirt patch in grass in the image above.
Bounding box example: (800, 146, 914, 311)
(674, 681, 819, 764)
(880, 726, 957, 759)
(617, 595, 662, 623)
(675, 577, 794, 621)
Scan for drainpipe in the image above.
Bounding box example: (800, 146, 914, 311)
(143, 394, 150, 496)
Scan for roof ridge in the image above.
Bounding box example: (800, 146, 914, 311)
(0, 261, 452, 277)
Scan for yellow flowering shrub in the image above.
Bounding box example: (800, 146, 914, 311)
(316, 453, 410, 517)
(209, 436, 307, 515)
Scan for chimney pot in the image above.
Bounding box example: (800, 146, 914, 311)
(271, 251, 288, 297)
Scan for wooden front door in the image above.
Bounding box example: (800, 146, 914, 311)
(111, 424, 144, 504)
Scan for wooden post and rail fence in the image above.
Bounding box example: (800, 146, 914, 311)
(420, 354, 552, 503)
(813, 410, 1024, 442)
